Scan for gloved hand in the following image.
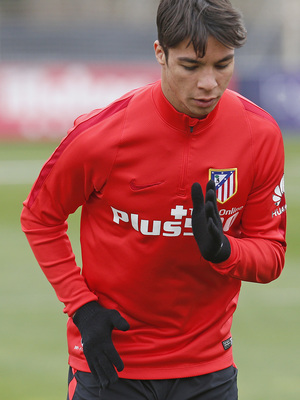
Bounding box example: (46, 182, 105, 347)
(191, 180, 231, 263)
(73, 301, 130, 389)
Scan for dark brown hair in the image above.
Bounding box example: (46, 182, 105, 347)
(156, 0, 247, 59)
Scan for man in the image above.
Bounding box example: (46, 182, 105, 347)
(21, 0, 287, 399)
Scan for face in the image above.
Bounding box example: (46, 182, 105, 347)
(154, 36, 235, 119)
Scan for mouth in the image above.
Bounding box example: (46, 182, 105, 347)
(193, 97, 218, 108)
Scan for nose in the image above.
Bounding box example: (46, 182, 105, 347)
(197, 68, 218, 91)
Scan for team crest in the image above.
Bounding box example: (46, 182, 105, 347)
(209, 168, 238, 204)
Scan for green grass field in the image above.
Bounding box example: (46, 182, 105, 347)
(0, 136, 299, 399)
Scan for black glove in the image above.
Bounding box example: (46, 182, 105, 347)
(73, 301, 130, 389)
(191, 180, 231, 263)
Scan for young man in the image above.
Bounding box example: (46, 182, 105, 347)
(21, 0, 287, 399)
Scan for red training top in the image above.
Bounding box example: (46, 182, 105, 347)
(21, 80, 286, 379)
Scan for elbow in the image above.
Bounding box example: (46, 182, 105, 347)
(259, 244, 286, 284)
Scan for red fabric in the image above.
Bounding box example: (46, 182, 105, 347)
(68, 368, 77, 400)
(21, 80, 286, 379)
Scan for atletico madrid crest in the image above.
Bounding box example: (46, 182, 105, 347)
(209, 168, 238, 204)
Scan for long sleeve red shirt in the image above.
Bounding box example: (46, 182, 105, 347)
(21, 80, 286, 379)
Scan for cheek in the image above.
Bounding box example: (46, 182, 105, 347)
(168, 71, 187, 94)
(226, 65, 235, 82)
(219, 70, 234, 88)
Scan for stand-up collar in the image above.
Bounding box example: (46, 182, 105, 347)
(152, 80, 220, 133)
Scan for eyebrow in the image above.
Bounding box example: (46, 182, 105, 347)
(177, 54, 235, 65)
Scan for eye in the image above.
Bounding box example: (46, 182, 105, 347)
(216, 64, 228, 69)
(215, 60, 233, 70)
(182, 65, 197, 71)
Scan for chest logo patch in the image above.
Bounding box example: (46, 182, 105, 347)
(209, 168, 238, 204)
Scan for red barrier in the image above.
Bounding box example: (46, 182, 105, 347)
(0, 63, 160, 139)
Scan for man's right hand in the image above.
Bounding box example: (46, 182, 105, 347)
(73, 301, 130, 389)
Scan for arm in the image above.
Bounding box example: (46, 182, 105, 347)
(21, 205, 98, 316)
(21, 202, 130, 388)
(21, 122, 130, 387)
(20, 119, 116, 315)
(192, 122, 286, 283)
(21, 136, 97, 316)
(214, 175, 286, 283)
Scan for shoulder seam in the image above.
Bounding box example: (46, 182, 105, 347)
(235, 92, 279, 128)
(27, 94, 134, 209)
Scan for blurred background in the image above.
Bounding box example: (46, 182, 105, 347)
(0, 1, 299, 399)
(0, 0, 300, 138)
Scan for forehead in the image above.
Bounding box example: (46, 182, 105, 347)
(169, 36, 235, 62)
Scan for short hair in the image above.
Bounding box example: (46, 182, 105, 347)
(156, 0, 247, 59)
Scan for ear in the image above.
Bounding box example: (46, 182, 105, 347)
(154, 40, 166, 66)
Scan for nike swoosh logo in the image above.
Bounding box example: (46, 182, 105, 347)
(130, 179, 164, 191)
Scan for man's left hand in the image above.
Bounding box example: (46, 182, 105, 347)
(191, 180, 231, 263)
